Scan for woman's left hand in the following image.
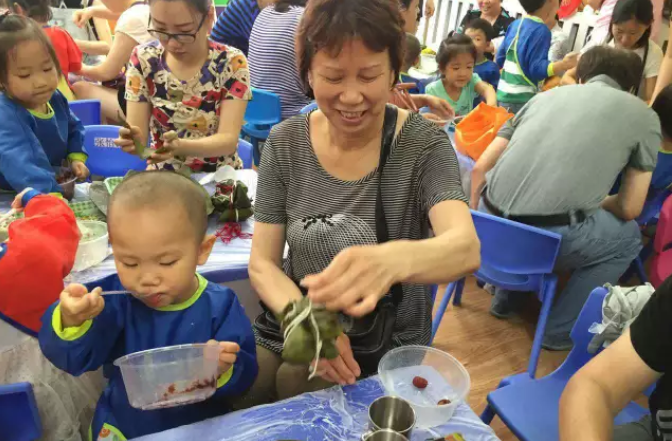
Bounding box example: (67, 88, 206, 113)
(422, 95, 455, 120)
(301, 244, 403, 317)
(147, 130, 181, 163)
(315, 334, 361, 385)
(71, 161, 90, 180)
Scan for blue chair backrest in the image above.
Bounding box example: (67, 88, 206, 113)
(237, 139, 253, 169)
(552, 287, 608, 379)
(245, 87, 282, 127)
(69, 99, 102, 126)
(399, 74, 422, 94)
(471, 210, 562, 275)
(300, 102, 318, 114)
(0, 382, 41, 441)
(84, 126, 147, 178)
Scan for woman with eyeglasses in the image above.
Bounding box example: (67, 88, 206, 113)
(70, 0, 153, 122)
(116, 0, 250, 171)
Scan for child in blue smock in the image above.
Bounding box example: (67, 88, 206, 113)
(0, 14, 88, 194)
(39, 171, 258, 441)
(464, 18, 500, 89)
(426, 34, 497, 117)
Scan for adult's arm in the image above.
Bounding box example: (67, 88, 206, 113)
(653, 25, 672, 100)
(75, 39, 110, 56)
(601, 167, 652, 221)
(77, 32, 137, 82)
(559, 329, 661, 441)
(470, 136, 510, 207)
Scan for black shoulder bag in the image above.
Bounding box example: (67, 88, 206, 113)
(254, 105, 403, 377)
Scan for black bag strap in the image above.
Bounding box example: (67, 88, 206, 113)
(634, 42, 649, 97)
(376, 105, 404, 307)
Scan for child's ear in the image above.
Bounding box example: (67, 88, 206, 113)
(197, 234, 217, 265)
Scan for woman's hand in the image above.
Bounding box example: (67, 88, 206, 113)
(301, 243, 404, 317)
(314, 334, 361, 386)
(115, 125, 143, 155)
(71, 161, 90, 180)
(146, 130, 181, 163)
(72, 8, 93, 28)
(425, 0, 436, 18)
(421, 95, 455, 120)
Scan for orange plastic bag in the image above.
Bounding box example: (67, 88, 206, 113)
(454, 103, 513, 161)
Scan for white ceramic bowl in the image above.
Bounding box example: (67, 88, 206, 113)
(72, 220, 109, 272)
(378, 345, 471, 428)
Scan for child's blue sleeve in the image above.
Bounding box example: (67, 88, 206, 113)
(0, 111, 59, 193)
(496, 26, 513, 68)
(518, 24, 553, 83)
(490, 63, 501, 89)
(38, 299, 124, 376)
(210, 290, 258, 397)
(53, 91, 86, 161)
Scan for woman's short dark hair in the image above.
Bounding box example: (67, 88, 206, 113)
(436, 34, 477, 72)
(10, 0, 52, 22)
(275, 0, 307, 13)
(652, 85, 672, 139)
(296, 0, 404, 92)
(0, 14, 62, 87)
(608, 0, 653, 49)
(576, 46, 643, 92)
(148, 0, 210, 16)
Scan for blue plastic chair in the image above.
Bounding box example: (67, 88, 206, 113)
(0, 382, 41, 441)
(242, 88, 282, 167)
(399, 73, 422, 94)
(432, 210, 562, 377)
(300, 102, 318, 114)
(480, 287, 649, 441)
(69, 99, 102, 126)
(237, 139, 253, 169)
(84, 125, 147, 178)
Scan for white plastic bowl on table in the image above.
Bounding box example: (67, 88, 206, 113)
(378, 345, 470, 428)
(114, 343, 220, 411)
(73, 220, 109, 272)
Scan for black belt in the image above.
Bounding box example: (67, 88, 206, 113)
(483, 192, 586, 227)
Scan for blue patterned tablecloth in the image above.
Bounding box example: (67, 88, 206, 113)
(133, 375, 499, 441)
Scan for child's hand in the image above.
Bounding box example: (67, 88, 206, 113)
(147, 131, 180, 164)
(207, 340, 240, 375)
(115, 125, 143, 155)
(71, 161, 90, 180)
(60, 285, 105, 328)
(556, 52, 579, 73)
(10, 188, 34, 212)
(72, 9, 93, 28)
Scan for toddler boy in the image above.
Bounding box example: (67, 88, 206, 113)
(465, 18, 500, 89)
(39, 171, 257, 440)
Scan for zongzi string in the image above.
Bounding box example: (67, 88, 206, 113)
(283, 299, 323, 380)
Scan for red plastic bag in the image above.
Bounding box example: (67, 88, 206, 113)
(454, 103, 513, 161)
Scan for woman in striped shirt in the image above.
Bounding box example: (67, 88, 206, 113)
(248, 0, 310, 119)
(246, 0, 480, 404)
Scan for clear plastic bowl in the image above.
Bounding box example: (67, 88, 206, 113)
(378, 346, 470, 428)
(114, 344, 220, 410)
(73, 221, 109, 272)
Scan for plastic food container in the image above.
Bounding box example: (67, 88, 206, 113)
(114, 343, 220, 410)
(72, 220, 109, 272)
(378, 346, 470, 428)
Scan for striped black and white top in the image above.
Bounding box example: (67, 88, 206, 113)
(254, 109, 468, 354)
(248, 6, 311, 119)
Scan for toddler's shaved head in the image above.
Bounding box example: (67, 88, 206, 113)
(108, 171, 208, 241)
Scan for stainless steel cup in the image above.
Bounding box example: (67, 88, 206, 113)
(362, 429, 410, 441)
(368, 396, 416, 435)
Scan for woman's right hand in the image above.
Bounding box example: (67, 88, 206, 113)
(115, 125, 143, 155)
(72, 9, 92, 28)
(60, 285, 105, 328)
(314, 334, 361, 386)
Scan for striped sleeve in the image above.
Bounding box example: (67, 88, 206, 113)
(211, 0, 258, 53)
(254, 134, 287, 224)
(417, 127, 468, 209)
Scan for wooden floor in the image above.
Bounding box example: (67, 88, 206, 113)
(431, 278, 570, 441)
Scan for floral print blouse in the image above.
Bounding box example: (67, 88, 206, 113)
(125, 40, 252, 171)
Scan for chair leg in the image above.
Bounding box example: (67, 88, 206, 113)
(431, 282, 456, 340)
(452, 278, 466, 306)
(528, 276, 558, 378)
(251, 138, 261, 167)
(634, 257, 648, 284)
(480, 403, 496, 424)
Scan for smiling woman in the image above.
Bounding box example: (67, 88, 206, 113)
(241, 0, 480, 408)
